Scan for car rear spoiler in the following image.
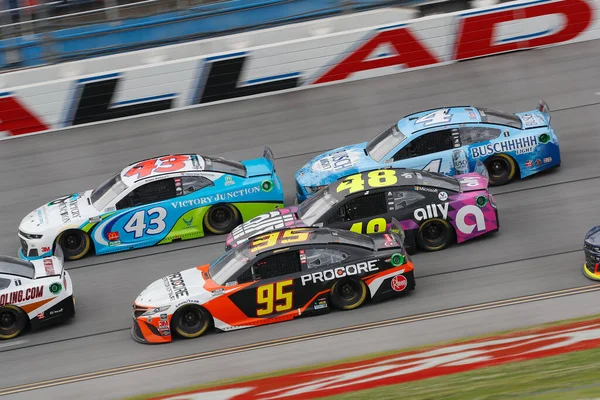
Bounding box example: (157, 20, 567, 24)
(536, 99, 550, 123)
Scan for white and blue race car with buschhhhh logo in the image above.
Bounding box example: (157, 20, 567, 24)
(295, 100, 560, 202)
(18, 148, 284, 261)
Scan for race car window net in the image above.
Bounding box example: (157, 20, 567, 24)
(251, 251, 302, 281)
(91, 173, 128, 210)
(297, 188, 339, 226)
(366, 124, 407, 162)
(209, 250, 250, 286)
(334, 192, 387, 223)
(477, 108, 521, 129)
(117, 178, 177, 209)
(204, 156, 247, 177)
(0, 256, 35, 279)
(393, 129, 454, 161)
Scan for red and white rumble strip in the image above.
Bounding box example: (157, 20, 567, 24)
(151, 318, 600, 399)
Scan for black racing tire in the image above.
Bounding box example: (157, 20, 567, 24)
(416, 218, 454, 252)
(329, 278, 368, 311)
(0, 306, 28, 340)
(57, 230, 92, 261)
(485, 154, 518, 186)
(172, 305, 212, 339)
(203, 204, 241, 235)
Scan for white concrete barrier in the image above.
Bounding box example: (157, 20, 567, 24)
(1, 0, 598, 139)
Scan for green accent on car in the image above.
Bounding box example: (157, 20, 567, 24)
(538, 133, 550, 144)
(79, 211, 118, 233)
(50, 282, 62, 295)
(234, 202, 284, 222)
(261, 180, 274, 192)
(390, 253, 405, 267)
(159, 207, 210, 244)
(476, 195, 488, 208)
(158, 202, 284, 245)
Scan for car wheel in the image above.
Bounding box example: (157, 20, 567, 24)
(204, 204, 241, 235)
(485, 154, 518, 186)
(0, 306, 28, 340)
(330, 278, 368, 310)
(416, 218, 454, 251)
(173, 305, 212, 339)
(57, 230, 91, 261)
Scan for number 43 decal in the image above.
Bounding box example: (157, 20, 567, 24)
(123, 207, 168, 239)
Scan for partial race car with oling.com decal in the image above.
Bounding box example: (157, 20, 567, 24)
(227, 164, 498, 253)
(0, 246, 74, 340)
(18, 147, 284, 261)
(131, 222, 413, 344)
(295, 99, 559, 202)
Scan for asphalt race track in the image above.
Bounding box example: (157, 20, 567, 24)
(1, 39, 600, 399)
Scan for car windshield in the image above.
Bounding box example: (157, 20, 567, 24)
(90, 173, 128, 210)
(366, 124, 407, 162)
(297, 188, 339, 226)
(477, 108, 521, 129)
(208, 249, 249, 286)
(204, 156, 247, 177)
(0, 256, 35, 279)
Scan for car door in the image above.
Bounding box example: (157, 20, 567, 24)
(101, 175, 216, 250)
(103, 177, 180, 248)
(225, 249, 305, 325)
(390, 127, 461, 175)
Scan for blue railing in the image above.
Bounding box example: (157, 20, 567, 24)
(0, 0, 417, 71)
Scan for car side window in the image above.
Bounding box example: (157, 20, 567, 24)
(238, 251, 302, 283)
(459, 127, 501, 145)
(330, 192, 387, 223)
(176, 176, 214, 196)
(0, 278, 10, 290)
(116, 178, 177, 210)
(388, 190, 425, 210)
(301, 248, 350, 269)
(393, 129, 455, 161)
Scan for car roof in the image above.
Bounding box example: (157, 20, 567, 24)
(120, 154, 245, 186)
(397, 106, 481, 134)
(244, 227, 376, 257)
(329, 168, 461, 200)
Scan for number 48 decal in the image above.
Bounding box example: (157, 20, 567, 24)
(123, 207, 168, 239)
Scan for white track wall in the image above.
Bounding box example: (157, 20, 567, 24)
(1, 0, 599, 139)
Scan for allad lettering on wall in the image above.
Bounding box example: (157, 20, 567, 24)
(1, 0, 595, 138)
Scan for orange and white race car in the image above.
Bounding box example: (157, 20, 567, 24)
(0, 247, 74, 339)
(131, 223, 414, 344)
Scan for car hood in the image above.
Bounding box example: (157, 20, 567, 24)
(225, 206, 306, 249)
(296, 142, 378, 187)
(585, 226, 600, 247)
(19, 191, 100, 235)
(135, 266, 213, 308)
